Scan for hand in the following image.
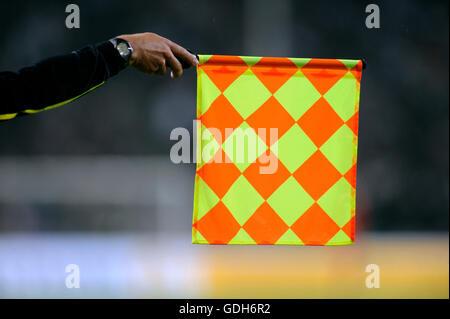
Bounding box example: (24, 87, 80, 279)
(117, 32, 198, 78)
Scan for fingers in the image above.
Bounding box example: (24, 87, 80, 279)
(155, 59, 167, 76)
(164, 50, 183, 78)
(168, 41, 198, 68)
(123, 32, 197, 77)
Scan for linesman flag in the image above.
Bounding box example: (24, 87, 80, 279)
(192, 55, 363, 245)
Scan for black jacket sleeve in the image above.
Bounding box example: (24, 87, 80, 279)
(0, 40, 126, 120)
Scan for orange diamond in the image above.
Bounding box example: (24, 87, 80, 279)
(345, 111, 359, 136)
(341, 216, 355, 241)
(251, 57, 298, 93)
(298, 97, 343, 147)
(243, 151, 290, 199)
(194, 201, 241, 244)
(290, 203, 340, 245)
(350, 61, 363, 83)
(293, 151, 341, 200)
(243, 202, 289, 244)
(200, 95, 244, 143)
(246, 96, 295, 146)
(301, 59, 348, 95)
(198, 149, 241, 198)
(344, 163, 357, 189)
(201, 55, 248, 92)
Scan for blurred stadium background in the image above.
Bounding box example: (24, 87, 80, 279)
(0, 0, 448, 298)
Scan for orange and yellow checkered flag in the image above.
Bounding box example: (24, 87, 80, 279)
(192, 55, 363, 245)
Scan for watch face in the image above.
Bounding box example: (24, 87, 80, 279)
(117, 42, 130, 57)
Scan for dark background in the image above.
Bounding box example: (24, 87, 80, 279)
(0, 0, 448, 231)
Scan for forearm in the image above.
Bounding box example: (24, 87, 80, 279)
(0, 32, 198, 121)
(0, 40, 125, 119)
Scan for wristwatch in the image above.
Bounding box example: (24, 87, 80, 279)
(109, 37, 133, 67)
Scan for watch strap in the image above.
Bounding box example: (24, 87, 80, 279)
(109, 37, 133, 67)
